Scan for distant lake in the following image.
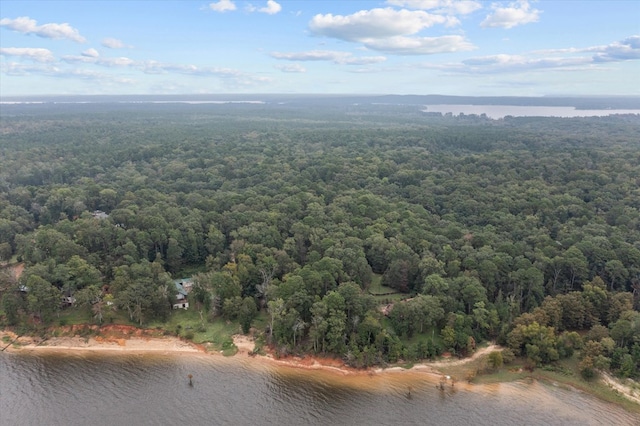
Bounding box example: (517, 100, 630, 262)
(1, 351, 637, 426)
(422, 105, 640, 119)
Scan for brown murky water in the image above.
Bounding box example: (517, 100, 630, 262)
(1, 351, 637, 425)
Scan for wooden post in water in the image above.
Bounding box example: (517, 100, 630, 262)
(188, 374, 193, 386)
(438, 375, 446, 391)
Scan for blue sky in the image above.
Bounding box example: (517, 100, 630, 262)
(1, 1, 638, 96)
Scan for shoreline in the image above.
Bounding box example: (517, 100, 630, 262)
(2, 328, 638, 410)
(1, 326, 202, 355)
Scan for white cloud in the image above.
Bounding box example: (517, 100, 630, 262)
(363, 35, 475, 55)
(309, 8, 453, 41)
(462, 54, 589, 72)
(59, 51, 273, 88)
(1, 61, 48, 76)
(137, 61, 271, 87)
(386, 0, 482, 15)
(59, 69, 135, 84)
(531, 36, 640, 63)
(260, 1, 282, 15)
(0, 16, 86, 42)
(275, 63, 306, 73)
(62, 55, 135, 67)
(0, 61, 135, 85)
(246, 1, 282, 15)
(341, 55, 388, 65)
(101, 38, 130, 49)
(82, 48, 100, 58)
(406, 36, 639, 76)
(347, 67, 385, 74)
(481, 1, 541, 29)
(0, 47, 55, 62)
(2, 53, 270, 90)
(443, 36, 639, 74)
(308, 7, 472, 55)
(592, 36, 640, 62)
(270, 50, 387, 65)
(209, 0, 236, 12)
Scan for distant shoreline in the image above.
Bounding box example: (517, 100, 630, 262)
(2, 94, 639, 111)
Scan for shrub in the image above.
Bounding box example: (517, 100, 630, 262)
(487, 351, 503, 370)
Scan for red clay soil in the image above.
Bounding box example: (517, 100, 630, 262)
(6, 262, 25, 279)
(266, 350, 365, 374)
(55, 324, 167, 339)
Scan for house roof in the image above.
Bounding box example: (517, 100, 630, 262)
(92, 210, 109, 219)
(174, 278, 193, 296)
(174, 281, 188, 296)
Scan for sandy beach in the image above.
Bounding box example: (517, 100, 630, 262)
(1, 326, 200, 354)
(1, 326, 451, 378)
(2, 326, 639, 407)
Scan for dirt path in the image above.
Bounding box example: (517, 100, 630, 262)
(427, 344, 499, 368)
(6, 262, 25, 279)
(601, 372, 640, 405)
(232, 334, 255, 353)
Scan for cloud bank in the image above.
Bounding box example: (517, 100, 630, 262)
(275, 63, 306, 73)
(0, 47, 55, 62)
(481, 1, 540, 29)
(0, 16, 86, 42)
(102, 38, 130, 49)
(386, 0, 482, 15)
(270, 50, 387, 65)
(308, 7, 474, 55)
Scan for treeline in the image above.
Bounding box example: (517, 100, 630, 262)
(0, 104, 639, 375)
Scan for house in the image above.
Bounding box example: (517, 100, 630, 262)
(173, 298, 189, 310)
(176, 278, 193, 293)
(61, 296, 76, 307)
(172, 278, 192, 310)
(92, 210, 109, 220)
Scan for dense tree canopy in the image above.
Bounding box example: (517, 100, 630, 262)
(1, 101, 639, 373)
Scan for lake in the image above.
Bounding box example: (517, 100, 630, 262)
(1, 351, 637, 425)
(422, 105, 640, 119)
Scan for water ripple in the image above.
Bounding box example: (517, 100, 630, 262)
(1, 352, 637, 426)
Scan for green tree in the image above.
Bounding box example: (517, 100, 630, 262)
(75, 284, 104, 323)
(605, 260, 629, 291)
(2, 292, 22, 325)
(487, 351, 503, 370)
(507, 321, 559, 366)
(25, 275, 61, 324)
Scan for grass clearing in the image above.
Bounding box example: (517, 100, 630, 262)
(57, 307, 94, 326)
(460, 355, 640, 414)
(402, 327, 442, 346)
(372, 293, 408, 303)
(148, 309, 241, 354)
(368, 274, 411, 303)
(368, 274, 399, 295)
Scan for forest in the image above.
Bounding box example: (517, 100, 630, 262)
(1, 99, 639, 380)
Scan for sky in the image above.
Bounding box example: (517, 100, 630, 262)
(0, 0, 639, 97)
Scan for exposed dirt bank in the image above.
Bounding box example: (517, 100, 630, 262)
(3, 327, 638, 409)
(1, 326, 200, 353)
(601, 372, 640, 405)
